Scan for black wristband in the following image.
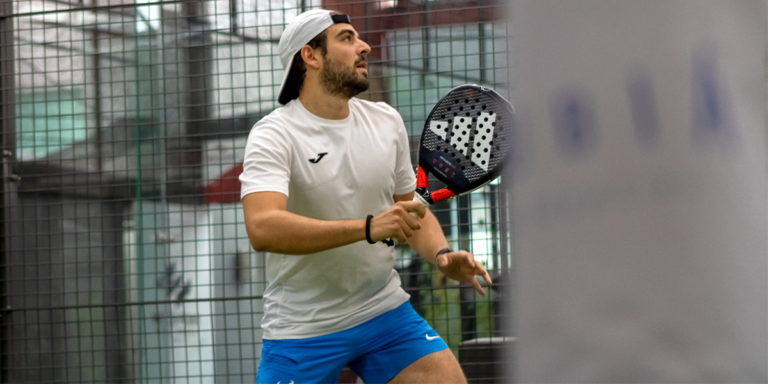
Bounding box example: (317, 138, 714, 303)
(435, 247, 453, 261)
(365, 215, 376, 244)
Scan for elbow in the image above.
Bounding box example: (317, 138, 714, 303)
(248, 231, 270, 253)
(246, 221, 270, 252)
(251, 242, 269, 253)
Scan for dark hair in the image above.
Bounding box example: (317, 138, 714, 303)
(279, 12, 342, 104)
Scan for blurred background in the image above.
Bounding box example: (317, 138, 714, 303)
(0, 0, 512, 382)
(510, 1, 767, 383)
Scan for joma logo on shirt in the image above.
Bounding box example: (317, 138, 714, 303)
(308, 152, 328, 163)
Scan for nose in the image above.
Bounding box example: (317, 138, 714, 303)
(359, 39, 371, 57)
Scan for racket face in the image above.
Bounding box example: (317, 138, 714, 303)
(418, 85, 514, 195)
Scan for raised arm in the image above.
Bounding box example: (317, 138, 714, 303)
(242, 191, 426, 255)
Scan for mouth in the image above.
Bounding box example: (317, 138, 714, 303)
(356, 60, 368, 70)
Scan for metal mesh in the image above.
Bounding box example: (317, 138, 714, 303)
(1, 0, 512, 382)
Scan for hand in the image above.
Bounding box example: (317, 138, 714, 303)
(436, 250, 493, 295)
(369, 201, 427, 245)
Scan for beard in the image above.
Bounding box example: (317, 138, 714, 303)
(319, 56, 370, 99)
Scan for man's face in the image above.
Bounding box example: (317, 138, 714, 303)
(319, 23, 371, 99)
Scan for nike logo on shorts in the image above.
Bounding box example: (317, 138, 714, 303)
(426, 334, 440, 341)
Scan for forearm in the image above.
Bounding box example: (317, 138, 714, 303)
(247, 209, 365, 255)
(406, 208, 449, 264)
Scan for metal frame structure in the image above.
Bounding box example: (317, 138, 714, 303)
(0, 0, 16, 381)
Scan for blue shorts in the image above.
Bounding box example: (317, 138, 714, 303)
(255, 301, 448, 384)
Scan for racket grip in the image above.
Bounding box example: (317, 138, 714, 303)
(389, 193, 432, 246)
(391, 194, 431, 246)
(410, 193, 430, 218)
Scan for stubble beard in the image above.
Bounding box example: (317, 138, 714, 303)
(319, 56, 370, 99)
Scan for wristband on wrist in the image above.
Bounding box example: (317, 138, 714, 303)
(435, 247, 453, 262)
(366, 215, 396, 247)
(365, 215, 376, 244)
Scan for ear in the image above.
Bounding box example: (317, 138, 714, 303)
(300, 45, 322, 70)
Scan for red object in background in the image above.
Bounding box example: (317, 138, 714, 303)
(321, 0, 503, 62)
(203, 163, 243, 204)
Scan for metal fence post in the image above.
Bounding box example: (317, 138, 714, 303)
(0, 0, 15, 381)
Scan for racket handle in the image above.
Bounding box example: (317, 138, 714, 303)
(388, 193, 432, 246)
(410, 193, 430, 218)
(384, 193, 429, 247)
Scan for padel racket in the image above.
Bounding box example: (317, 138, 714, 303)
(388, 84, 514, 246)
(413, 84, 514, 206)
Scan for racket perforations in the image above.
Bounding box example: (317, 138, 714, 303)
(450, 117, 472, 156)
(429, 120, 449, 141)
(471, 111, 497, 171)
(421, 88, 512, 183)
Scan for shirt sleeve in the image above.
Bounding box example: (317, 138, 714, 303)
(393, 111, 417, 196)
(239, 120, 292, 199)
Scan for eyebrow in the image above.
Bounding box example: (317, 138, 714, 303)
(335, 29, 358, 39)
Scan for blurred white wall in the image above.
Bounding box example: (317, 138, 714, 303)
(509, 1, 768, 382)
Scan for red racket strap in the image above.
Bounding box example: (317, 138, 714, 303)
(416, 165, 429, 189)
(415, 166, 456, 203)
(430, 188, 456, 203)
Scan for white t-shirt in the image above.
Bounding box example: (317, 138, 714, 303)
(239, 97, 416, 339)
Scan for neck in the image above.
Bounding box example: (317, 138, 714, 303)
(297, 79, 351, 120)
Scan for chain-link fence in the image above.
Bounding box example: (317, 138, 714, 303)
(1, 0, 511, 382)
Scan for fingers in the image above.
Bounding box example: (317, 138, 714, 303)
(437, 250, 493, 296)
(439, 250, 475, 268)
(389, 202, 423, 241)
(472, 258, 493, 286)
(390, 202, 422, 231)
(401, 208, 421, 231)
(387, 218, 411, 245)
(473, 261, 493, 296)
(393, 227, 407, 245)
(399, 219, 415, 238)
(471, 278, 487, 296)
(370, 202, 424, 243)
(400, 200, 427, 218)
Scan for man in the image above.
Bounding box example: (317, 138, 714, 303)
(240, 9, 492, 383)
